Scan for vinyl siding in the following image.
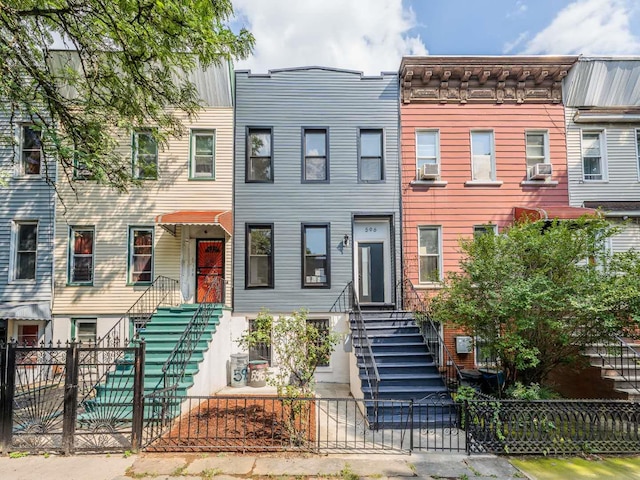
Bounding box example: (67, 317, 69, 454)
(401, 103, 570, 285)
(233, 68, 401, 313)
(52, 108, 234, 316)
(0, 118, 56, 304)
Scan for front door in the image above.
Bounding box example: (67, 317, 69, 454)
(196, 239, 224, 303)
(358, 242, 385, 303)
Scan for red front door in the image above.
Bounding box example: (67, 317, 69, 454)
(196, 239, 224, 303)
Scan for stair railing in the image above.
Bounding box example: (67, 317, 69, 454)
(161, 275, 226, 393)
(402, 278, 463, 393)
(330, 282, 354, 312)
(593, 335, 640, 394)
(96, 275, 180, 348)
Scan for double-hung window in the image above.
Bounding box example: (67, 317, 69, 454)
(73, 319, 97, 344)
(247, 128, 273, 182)
(246, 224, 273, 288)
(359, 129, 384, 182)
(13, 221, 38, 281)
(303, 129, 328, 182)
(133, 130, 158, 179)
(190, 130, 215, 179)
(418, 226, 441, 283)
(302, 224, 329, 288)
(307, 318, 331, 367)
(129, 227, 154, 284)
(21, 126, 42, 175)
(69, 227, 95, 284)
(416, 131, 439, 178)
(471, 131, 495, 181)
(581, 131, 605, 181)
(473, 224, 497, 238)
(525, 131, 550, 178)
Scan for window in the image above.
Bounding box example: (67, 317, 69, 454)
(303, 129, 328, 182)
(133, 130, 158, 179)
(73, 319, 97, 344)
(416, 131, 439, 178)
(13, 222, 37, 281)
(525, 131, 550, 180)
(247, 128, 273, 182)
(307, 318, 330, 367)
(74, 156, 93, 180)
(248, 318, 271, 362)
(471, 131, 495, 181)
(17, 325, 39, 346)
(581, 131, 605, 181)
(302, 224, 329, 287)
(129, 227, 154, 284)
(190, 130, 215, 179)
(246, 224, 273, 288)
(359, 129, 383, 181)
(69, 227, 95, 284)
(21, 126, 42, 175)
(473, 224, 497, 238)
(418, 226, 441, 283)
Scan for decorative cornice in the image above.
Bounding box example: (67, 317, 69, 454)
(400, 56, 578, 105)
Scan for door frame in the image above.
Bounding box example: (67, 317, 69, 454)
(195, 238, 225, 303)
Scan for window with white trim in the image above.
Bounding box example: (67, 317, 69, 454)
(418, 226, 441, 283)
(69, 227, 95, 284)
(190, 130, 215, 178)
(73, 318, 97, 344)
(473, 224, 497, 238)
(129, 227, 154, 284)
(581, 131, 605, 181)
(21, 126, 42, 175)
(12, 221, 38, 281)
(416, 131, 439, 179)
(525, 131, 550, 180)
(133, 130, 158, 179)
(471, 131, 495, 181)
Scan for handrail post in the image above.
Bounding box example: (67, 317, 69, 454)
(131, 341, 146, 451)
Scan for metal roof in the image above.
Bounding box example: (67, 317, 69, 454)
(564, 58, 640, 107)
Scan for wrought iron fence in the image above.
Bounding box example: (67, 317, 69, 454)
(142, 395, 466, 453)
(466, 398, 640, 455)
(0, 342, 144, 454)
(97, 275, 180, 348)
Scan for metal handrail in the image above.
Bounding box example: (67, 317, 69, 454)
(593, 335, 640, 394)
(329, 282, 353, 313)
(402, 278, 463, 392)
(348, 282, 381, 424)
(161, 275, 226, 392)
(96, 275, 180, 348)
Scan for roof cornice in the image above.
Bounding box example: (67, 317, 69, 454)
(399, 56, 579, 105)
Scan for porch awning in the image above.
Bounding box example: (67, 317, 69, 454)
(583, 201, 640, 217)
(155, 210, 233, 236)
(513, 206, 599, 222)
(0, 302, 51, 321)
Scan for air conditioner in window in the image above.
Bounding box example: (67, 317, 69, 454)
(528, 163, 553, 180)
(419, 163, 439, 180)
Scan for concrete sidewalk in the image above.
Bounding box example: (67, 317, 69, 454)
(0, 452, 525, 480)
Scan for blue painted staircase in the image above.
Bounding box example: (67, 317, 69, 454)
(80, 304, 222, 423)
(351, 310, 457, 429)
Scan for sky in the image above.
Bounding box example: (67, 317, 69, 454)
(231, 0, 640, 74)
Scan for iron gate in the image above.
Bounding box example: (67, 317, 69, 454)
(0, 342, 144, 454)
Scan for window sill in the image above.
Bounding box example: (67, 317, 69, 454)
(520, 180, 559, 187)
(8, 279, 37, 285)
(66, 282, 94, 287)
(410, 180, 448, 187)
(188, 177, 216, 181)
(465, 180, 503, 187)
(415, 283, 444, 290)
(127, 282, 153, 287)
(579, 180, 609, 184)
(245, 285, 274, 289)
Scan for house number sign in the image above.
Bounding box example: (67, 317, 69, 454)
(365, 227, 377, 232)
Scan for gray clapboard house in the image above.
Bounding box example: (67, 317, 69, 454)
(0, 120, 55, 345)
(564, 57, 640, 253)
(232, 67, 401, 382)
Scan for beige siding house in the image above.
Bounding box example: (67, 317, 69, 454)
(51, 65, 234, 342)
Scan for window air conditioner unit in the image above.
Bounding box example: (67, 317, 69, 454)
(456, 336, 473, 354)
(420, 163, 439, 180)
(528, 163, 553, 180)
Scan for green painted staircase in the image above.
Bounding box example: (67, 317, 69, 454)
(79, 304, 222, 424)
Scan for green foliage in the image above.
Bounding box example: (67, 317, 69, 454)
(0, 0, 253, 191)
(506, 382, 560, 400)
(8, 451, 29, 458)
(431, 216, 640, 387)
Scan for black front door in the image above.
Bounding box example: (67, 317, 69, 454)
(358, 242, 384, 303)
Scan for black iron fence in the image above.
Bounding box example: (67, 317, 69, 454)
(0, 342, 144, 454)
(142, 394, 466, 453)
(465, 398, 640, 455)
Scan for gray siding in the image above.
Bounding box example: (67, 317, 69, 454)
(0, 120, 55, 305)
(233, 68, 400, 313)
(564, 58, 640, 107)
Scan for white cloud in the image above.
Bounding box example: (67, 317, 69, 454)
(523, 0, 640, 55)
(503, 31, 530, 54)
(232, 0, 427, 74)
(506, 0, 528, 18)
